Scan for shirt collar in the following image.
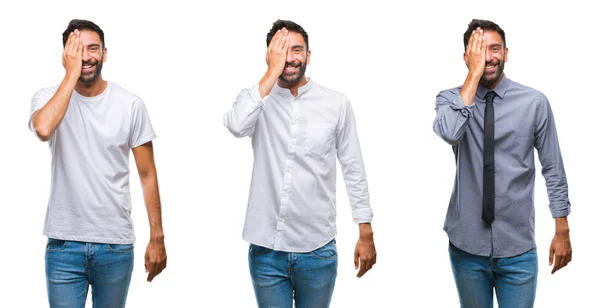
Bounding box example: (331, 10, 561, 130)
(272, 77, 314, 97)
(476, 74, 509, 100)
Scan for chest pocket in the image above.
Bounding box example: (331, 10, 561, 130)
(304, 122, 336, 156)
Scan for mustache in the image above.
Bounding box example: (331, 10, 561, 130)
(285, 61, 301, 67)
(82, 59, 98, 66)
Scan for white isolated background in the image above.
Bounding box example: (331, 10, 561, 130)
(0, 0, 597, 307)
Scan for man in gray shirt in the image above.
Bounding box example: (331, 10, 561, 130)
(433, 19, 572, 308)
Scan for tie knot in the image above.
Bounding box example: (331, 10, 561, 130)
(485, 91, 496, 104)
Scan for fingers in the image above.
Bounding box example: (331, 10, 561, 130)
(145, 245, 167, 282)
(357, 258, 368, 278)
(146, 255, 167, 282)
(475, 28, 484, 52)
(269, 28, 288, 51)
(466, 30, 475, 52)
(551, 252, 572, 274)
(356, 255, 375, 278)
(552, 255, 563, 274)
(282, 36, 290, 55)
(549, 240, 572, 274)
(76, 32, 83, 57)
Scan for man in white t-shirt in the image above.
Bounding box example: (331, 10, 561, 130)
(29, 19, 167, 308)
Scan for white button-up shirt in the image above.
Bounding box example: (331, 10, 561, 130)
(224, 78, 373, 252)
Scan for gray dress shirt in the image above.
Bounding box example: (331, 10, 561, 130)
(224, 79, 373, 252)
(433, 75, 570, 258)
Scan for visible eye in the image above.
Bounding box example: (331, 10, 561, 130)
(491, 46, 501, 52)
(293, 48, 302, 53)
(89, 47, 99, 52)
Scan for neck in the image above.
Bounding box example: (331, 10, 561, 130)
(277, 76, 308, 97)
(75, 76, 107, 97)
(481, 73, 504, 90)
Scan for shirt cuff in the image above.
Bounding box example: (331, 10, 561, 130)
(451, 96, 473, 117)
(250, 84, 268, 107)
(352, 207, 374, 224)
(550, 203, 571, 218)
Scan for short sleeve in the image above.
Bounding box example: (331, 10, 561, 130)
(28, 87, 55, 138)
(129, 99, 157, 148)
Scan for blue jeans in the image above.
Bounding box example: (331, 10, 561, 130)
(248, 239, 338, 308)
(45, 239, 134, 308)
(449, 242, 538, 308)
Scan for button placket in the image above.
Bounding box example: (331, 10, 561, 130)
(274, 98, 299, 250)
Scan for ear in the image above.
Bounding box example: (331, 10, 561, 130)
(102, 47, 108, 63)
(463, 52, 468, 67)
(504, 47, 509, 63)
(306, 49, 311, 65)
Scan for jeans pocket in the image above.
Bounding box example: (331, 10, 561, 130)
(310, 239, 338, 259)
(46, 238, 67, 251)
(249, 244, 271, 256)
(107, 243, 134, 253)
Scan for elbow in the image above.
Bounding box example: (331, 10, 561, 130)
(433, 126, 462, 145)
(224, 121, 250, 138)
(440, 134, 462, 146)
(34, 123, 51, 141)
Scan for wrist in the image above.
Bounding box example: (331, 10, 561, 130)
(150, 231, 165, 243)
(359, 223, 373, 239)
(554, 217, 570, 235)
(64, 72, 80, 83)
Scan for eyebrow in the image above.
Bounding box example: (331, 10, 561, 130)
(291, 45, 305, 50)
(87, 43, 102, 48)
(489, 43, 503, 48)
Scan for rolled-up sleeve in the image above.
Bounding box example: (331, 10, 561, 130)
(223, 84, 266, 138)
(433, 90, 473, 145)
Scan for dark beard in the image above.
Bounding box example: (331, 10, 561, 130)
(279, 62, 307, 85)
(79, 58, 103, 84)
(480, 60, 504, 88)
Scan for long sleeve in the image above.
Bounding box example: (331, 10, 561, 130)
(534, 96, 571, 218)
(223, 84, 266, 138)
(433, 89, 474, 145)
(336, 97, 373, 224)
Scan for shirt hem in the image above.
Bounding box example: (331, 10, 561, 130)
(44, 232, 136, 245)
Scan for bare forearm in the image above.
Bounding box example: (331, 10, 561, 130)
(141, 175, 164, 241)
(33, 74, 78, 140)
(258, 70, 279, 98)
(459, 72, 481, 107)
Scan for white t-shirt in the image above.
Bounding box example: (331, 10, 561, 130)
(29, 82, 156, 244)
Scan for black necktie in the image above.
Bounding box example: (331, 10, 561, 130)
(482, 91, 496, 224)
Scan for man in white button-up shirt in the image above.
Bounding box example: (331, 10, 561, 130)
(224, 20, 376, 307)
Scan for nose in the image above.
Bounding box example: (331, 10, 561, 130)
(82, 49, 91, 62)
(286, 49, 294, 63)
(485, 47, 494, 62)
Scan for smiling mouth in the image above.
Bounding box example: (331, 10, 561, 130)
(484, 63, 498, 72)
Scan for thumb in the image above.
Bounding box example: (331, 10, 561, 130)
(549, 245, 554, 266)
(354, 249, 359, 269)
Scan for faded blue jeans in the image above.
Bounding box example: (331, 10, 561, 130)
(248, 239, 338, 308)
(449, 242, 538, 308)
(45, 239, 134, 308)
